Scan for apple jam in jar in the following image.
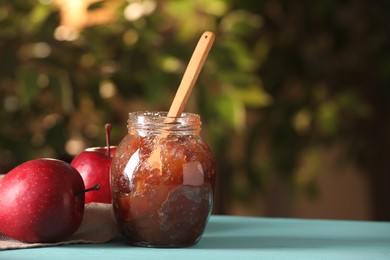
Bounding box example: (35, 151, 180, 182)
(111, 111, 216, 247)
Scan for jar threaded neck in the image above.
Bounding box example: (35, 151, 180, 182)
(127, 111, 201, 135)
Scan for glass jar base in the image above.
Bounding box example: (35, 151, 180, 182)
(125, 239, 200, 248)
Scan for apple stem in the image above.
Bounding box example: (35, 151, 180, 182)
(84, 184, 100, 193)
(105, 123, 112, 157)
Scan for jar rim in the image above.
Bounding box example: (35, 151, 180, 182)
(127, 111, 201, 131)
(128, 111, 199, 118)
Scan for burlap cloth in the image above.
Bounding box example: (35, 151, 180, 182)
(0, 202, 120, 250)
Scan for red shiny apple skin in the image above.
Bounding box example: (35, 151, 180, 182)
(71, 146, 116, 204)
(0, 158, 85, 243)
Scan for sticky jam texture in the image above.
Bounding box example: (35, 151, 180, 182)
(111, 132, 216, 247)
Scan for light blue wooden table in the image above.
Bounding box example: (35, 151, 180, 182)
(2, 215, 390, 259)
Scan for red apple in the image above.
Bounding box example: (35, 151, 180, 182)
(0, 158, 85, 243)
(71, 124, 116, 204)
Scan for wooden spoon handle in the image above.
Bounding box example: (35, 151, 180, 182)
(167, 31, 215, 118)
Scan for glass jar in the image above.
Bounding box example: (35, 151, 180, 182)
(111, 111, 216, 247)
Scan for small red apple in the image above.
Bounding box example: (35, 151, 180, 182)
(0, 158, 85, 243)
(71, 124, 116, 204)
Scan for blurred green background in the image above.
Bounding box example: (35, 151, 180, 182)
(1, 0, 389, 220)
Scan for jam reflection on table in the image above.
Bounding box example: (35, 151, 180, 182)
(111, 130, 216, 247)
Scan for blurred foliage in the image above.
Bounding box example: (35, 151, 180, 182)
(1, 0, 389, 215)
